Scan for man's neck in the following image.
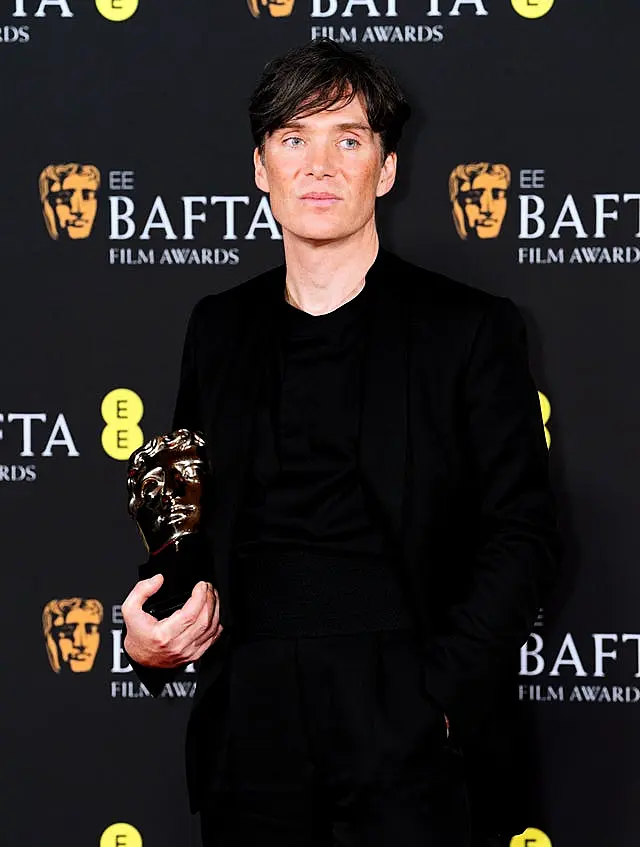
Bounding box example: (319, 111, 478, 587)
(282, 223, 380, 316)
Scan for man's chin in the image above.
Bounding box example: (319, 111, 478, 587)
(284, 223, 363, 245)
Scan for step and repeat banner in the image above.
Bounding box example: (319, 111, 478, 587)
(1, 2, 637, 846)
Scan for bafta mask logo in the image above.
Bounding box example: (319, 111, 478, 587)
(39, 163, 101, 241)
(247, 0, 296, 18)
(449, 162, 511, 240)
(43, 598, 104, 673)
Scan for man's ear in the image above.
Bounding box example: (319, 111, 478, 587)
(376, 151, 397, 198)
(254, 147, 269, 193)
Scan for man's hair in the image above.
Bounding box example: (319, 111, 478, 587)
(249, 39, 411, 160)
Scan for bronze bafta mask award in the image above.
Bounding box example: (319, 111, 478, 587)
(127, 429, 212, 619)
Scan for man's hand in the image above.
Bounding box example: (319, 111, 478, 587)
(122, 575, 223, 669)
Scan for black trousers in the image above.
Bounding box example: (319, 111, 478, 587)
(199, 627, 471, 846)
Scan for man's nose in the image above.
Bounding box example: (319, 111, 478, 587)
(305, 142, 336, 178)
(74, 627, 87, 650)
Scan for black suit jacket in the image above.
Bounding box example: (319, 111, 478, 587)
(128, 247, 561, 824)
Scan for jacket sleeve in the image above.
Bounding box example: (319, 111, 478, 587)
(421, 296, 562, 732)
(172, 299, 203, 432)
(124, 301, 205, 697)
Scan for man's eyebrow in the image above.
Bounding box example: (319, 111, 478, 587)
(275, 121, 373, 134)
(335, 122, 373, 133)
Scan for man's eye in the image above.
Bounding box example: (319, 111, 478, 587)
(283, 137, 303, 147)
(340, 138, 360, 149)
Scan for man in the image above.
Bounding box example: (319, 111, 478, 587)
(122, 40, 561, 847)
(449, 162, 511, 241)
(43, 597, 103, 674)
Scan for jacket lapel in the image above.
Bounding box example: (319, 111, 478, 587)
(358, 248, 410, 557)
(205, 268, 284, 622)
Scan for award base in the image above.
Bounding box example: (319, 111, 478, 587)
(138, 534, 212, 620)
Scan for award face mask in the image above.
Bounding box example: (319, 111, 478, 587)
(127, 430, 208, 555)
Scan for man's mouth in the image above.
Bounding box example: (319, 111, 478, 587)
(300, 193, 341, 207)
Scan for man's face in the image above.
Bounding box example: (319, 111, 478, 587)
(53, 609, 101, 672)
(135, 447, 205, 553)
(254, 94, 396, 245)
(248, 0, 295, 16)
(458, 172, 508, 239)
(50, 173, 98, 240)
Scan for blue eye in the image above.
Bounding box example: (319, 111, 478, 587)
(284, 137, 303, 147)
(340, 138, 360, 149)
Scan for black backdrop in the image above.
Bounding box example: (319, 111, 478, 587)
(2, 2, 638, 845)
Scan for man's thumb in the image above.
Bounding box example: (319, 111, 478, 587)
(139, 573, 164, 598)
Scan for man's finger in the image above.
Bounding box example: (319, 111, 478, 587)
(160, 581, 208, 635)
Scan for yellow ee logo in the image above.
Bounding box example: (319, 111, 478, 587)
(538, 391, 551, 449)
(95, 0, 139, 21)
(511, 0, 554, 19)
(511, 827, 551, 847)
(101, 389, 144, 460)
(100, 823, 142, 847)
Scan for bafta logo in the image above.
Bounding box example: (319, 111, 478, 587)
(247, 0, 296, 17)
(39, 163, 101, 241)
(449, 162, 511, 240)
(43, 598, 104, 673)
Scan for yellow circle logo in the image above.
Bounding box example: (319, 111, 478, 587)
(511, 0, 554, 18)
(101, 388, 144, 460)
(95, 0, 139, 21)
(100, 823, 142, 847)
(511, 827, 552, 847)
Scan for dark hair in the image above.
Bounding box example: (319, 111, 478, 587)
(249, 39, 411, 160)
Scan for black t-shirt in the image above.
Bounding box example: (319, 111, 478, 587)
(231, 279, 398, 562)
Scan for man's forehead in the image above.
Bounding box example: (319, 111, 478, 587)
(281, 95, 372, 130)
